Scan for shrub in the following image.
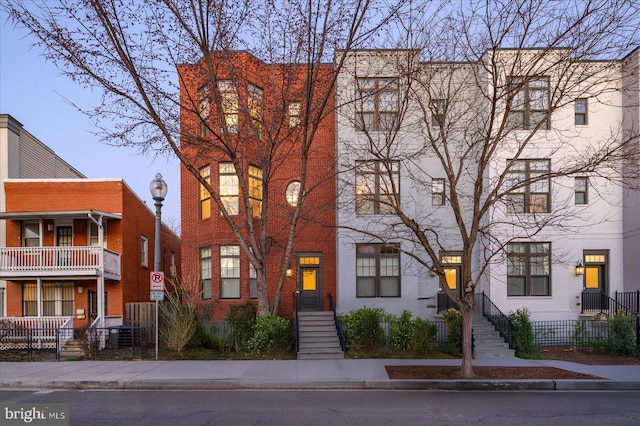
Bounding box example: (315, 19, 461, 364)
(247, 314, 293, 355)
(508, 308, 540, 359)
(226, 302, 257, 350)
(387, 310, 438, 356)
(609, 312, 636, 356)
(442, 308, 462, 356)
(408, 317, 438, 357)
(340, 307, 385, 350)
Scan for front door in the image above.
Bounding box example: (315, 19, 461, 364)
(438, 253, 462, 312)
(88, 290, 107, 323)
(297, 254, 323, 311)
(583, 252, 608, 311)
(56, 226, 73, 266)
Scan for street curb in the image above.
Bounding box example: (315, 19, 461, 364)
(3, 379, 640, 391)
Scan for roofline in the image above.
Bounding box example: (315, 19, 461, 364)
(0, 210, 122, 221)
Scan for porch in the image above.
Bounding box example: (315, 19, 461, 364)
(0, 246, 121, 280)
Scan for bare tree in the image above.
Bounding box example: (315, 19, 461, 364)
(3, 0, 406, 316)
(336, 0, 640, 377)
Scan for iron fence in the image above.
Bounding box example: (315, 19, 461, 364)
(532, 318, 639, 348)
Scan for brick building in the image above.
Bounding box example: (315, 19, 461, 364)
(179, 52, 335, 319)
(0, 178, 181, 328)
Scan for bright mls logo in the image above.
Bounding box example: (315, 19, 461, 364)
(1, 404, 69, 425)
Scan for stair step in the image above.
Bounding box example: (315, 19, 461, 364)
(298, 352, 344, 360)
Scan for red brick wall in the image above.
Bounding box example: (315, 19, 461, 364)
(179, 52, 336, 320)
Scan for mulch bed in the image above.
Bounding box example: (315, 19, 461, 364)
(385, 366, 604, 380)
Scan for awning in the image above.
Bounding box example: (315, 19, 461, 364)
(0, 210, 122, 221)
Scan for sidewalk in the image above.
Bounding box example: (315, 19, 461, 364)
(2, 357, 640, 391)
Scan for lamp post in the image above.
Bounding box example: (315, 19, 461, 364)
(149, 173, 168, 360)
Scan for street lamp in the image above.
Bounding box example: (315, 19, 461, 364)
(149, 173, 168, 360)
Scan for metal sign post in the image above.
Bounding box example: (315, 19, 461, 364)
(150, 272, 165, 360)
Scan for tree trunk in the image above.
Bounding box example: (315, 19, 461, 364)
(460, 302, 475, 378)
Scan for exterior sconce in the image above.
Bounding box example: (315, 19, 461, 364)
(575, 261, 585, 276)
(430, 267, 437, 277)
(77, 286, 84, 294)
(286, 268, 293, 277)
(48, 224, 54, 232)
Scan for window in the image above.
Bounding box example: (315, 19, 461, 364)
(23, 222, 40, 247)
(355, 160, 399, 214)
(219, 163, 239, 215)
(249, 165, 263, 218)
(250, 263, 258, 299)
(89, 221, 107, 247)
(575, 99, 587, 125)
(432, 178, 445, 206)
(505, 159, 550, 213)
(199, 165, 211, 220)
(356, 244, 400, 297)
(288, 101, 301, 127)
(286, 180, 302, 207)
(198, 85, 210, 137)
(218, 81, 238, 132)
(23, 283, 37, 316)
(200, 247, 212, 300)
(509, 77, 550, 130)
(431, 99, 446, 127)
(220, 245, 240, 298)
(248, 84, 263, 137)
(575, 177, 588, 205)
(507, 242, 550, 296)
(141, 235, 148, 267)
(356, 78, 398, 132)
(42, 283, 74, 316)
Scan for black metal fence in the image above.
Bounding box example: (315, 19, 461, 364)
(581, 290, 640, 315)
(532, 318, 639, 348)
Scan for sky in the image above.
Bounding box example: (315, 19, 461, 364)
(0, 15, 181, 229)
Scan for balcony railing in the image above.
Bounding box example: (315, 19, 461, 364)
(0, 246, 120, 280)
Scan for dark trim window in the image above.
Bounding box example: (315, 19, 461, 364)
(200, 247, 212, 300)
(355, 160, 399, 214)
(288, 101, 301, 127)
(23, 222, 40, 247)
(220, 245, 240, 299)
(219, 163, 239, 215)
(356, 243, 400, 297)
(89, 221, 107, 247)
(509, 76, 550, 130)
(248, 84, 263, 137)
(199, 165, 211, 220)
(198, 85, 210, 137)
(356, 78, 398, 132)
(575, 177, 588, 205)
(507, 242, 550, 296)
(249, 165, 263, 218)
(218, 81, 238, 133)
(505, 159, 551, 213)
(431, 99, 446, 127)
(141, 235, 148, 267)
(432, 178, 445, 206)
(575, 99, 587, 126)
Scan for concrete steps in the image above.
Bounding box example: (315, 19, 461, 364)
(59, 339, 85, 360)
(297, 311, 344, 360)
(473, 314, 516, 358)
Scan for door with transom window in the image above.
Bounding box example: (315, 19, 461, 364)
(297, 254, 323, 311)
(56, 225, 73, 267)
(583, 251, 608, 311)
(438, 253, 462, 312)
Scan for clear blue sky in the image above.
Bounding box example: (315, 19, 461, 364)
(0, 16, 181, 228)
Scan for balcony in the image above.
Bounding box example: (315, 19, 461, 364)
(0, 246, 121, 281)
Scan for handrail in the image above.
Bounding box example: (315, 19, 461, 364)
(327, 293, 346, 351)
(581, 291, 632, 315)
(293, 291, 300, 353)
(475, 292, 514, 349)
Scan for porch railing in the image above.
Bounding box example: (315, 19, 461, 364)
(475, 292, 514, 348)
(0, 316, 73, 351)
(293, 291, 300, 353)
(327, 293, 346, 351)
(0, 246, 120, 279)
(616, 290, 640, 314)
(581, 291, 632, 316)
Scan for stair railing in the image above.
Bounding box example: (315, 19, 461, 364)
(327, 292, 346, 351)
(475, 292, 514, 349)
(293, 290, 300, 353)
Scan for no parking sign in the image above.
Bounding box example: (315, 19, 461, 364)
(150, 271, 165, 291)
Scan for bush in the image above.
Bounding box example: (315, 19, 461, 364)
(340, 307, 385, 350)
(609, 312, 637, 356)
(442, 309, 462, 356)
(226, 302, 257, 350)
(247, 314, 293, 355)
(387, 310, 437, 356)
(508, 308, 540, 359)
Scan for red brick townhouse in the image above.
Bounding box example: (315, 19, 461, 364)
(0, 179, 181, 328)
(179, 52, 336, 320)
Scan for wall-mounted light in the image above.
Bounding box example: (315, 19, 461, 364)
(575, 261, 585, 276)
(48, 224, 54, 232)
(430, 267, 437, 277)
(286, 268, 293, 277)
(77, 286, 84, 294)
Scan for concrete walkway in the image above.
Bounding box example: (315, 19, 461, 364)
(2, 358, 640, 391)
